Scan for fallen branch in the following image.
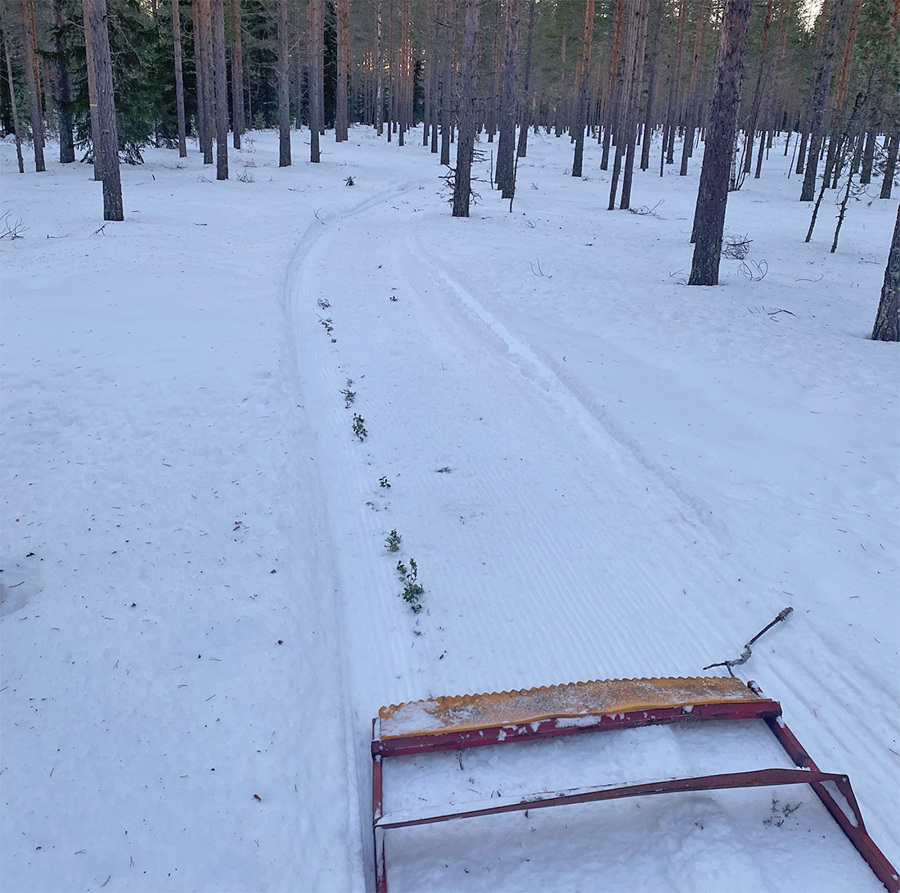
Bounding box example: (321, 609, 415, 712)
(703, 607, 793, 676)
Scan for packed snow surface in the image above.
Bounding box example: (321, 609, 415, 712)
(1, 127, 898, 892)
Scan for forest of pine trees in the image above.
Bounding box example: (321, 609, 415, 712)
(1, 0, 898, 327)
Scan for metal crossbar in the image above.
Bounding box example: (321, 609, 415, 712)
(371, 677, 899, 893)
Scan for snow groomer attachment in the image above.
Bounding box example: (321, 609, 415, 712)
(371, 675, 898, 892)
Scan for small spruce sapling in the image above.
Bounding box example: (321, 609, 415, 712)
(396, 558, 424, 613)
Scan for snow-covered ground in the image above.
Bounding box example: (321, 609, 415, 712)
(1, 126, 897, 893)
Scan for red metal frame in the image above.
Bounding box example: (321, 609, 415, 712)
(372, 679, 899, 893)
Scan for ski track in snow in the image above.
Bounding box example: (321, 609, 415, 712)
(2, 129, 897, 892)
(282, 158, 897, 888)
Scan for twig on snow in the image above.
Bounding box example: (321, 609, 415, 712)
(703, 607, 794, 676)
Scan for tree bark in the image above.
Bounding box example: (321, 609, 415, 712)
(19, 0, 44, 172)
(230, 0, 244, 149)
(639, 0, 663, 172)
(336, 0, 349, 141)
(679, 0, 707, 177)
(871, 204, 900, 341)
(497, 0, 522, 198)
(51, 0, 75, 163)
(2, 27, 25, 173)
(82, 0, 123, 220)
(277, 0, 290, 166)
(881, 131, 898, 199)
(572, 0, 595, 179)
(212, 0, 229, 178)
(452, 0, 478, 218)
(439, 0, 454, 166)
(82, 0, 101, 178)
(516, 0, 536, 159)
(660, 0, 687, 173)
(195, 0, 214, 164)
(688, 0, 752, 285)
(308, 0, 322, 162)
(172, 0, 187, 156)
(800, 0, 851, 201)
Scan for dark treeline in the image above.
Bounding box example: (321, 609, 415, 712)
(1, 0, 898, 328)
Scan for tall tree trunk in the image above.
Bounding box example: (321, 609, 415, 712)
(871, 204, 900, 341)
(2, 27, 25, 173)
(800, 0, 851, 201)
(619, 0, 649, 208)
(600, 0, 625, 170)
(375, 0, 384, 135)
(516, 0, 537, 158)
(452, 0, 478, 218)
(679, 0, 707, 177)
(212, 0, 228, 178)
(172, 0, 187, 156)
(572, 0, 596, 179)
(19, 0, 44, 172)
(308, 0, 322, 162)
(497, 0, 522, 198)
(439, 0, 453, 165)
(82, 0, 123, 220)
(230, 0, 244, 149)
(608, 0, 640, 208)
(881, 130, 899, 199)
(51, 0, 75, 163)
(277, 0, 290, 165)
(398, 0, 409, 145)
(740, 0, 773, 177)
(661, 0, 688, 173)
(195, 0, 214, 164)
(423, 0, 436, 147)
(640, 0, 663, 172)
(82, 0, 101, 178)
(336, 0, 349, 140)
(688, 0, 752, 285)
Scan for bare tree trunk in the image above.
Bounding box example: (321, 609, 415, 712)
(608, 0, 640, 208)
(660, 0, 687, 174)
(195, 0, 214, 164)
(82, 0, 123, 220)
(452, 0, 478, 218)
(516, 0, 536, 158)
(572, 0, 595, 179)
(871, 204, 900, 340)
(230, 0, 244, 149)
(51, 0, 75, 163)
(336, 0, 349, 140)
(881, 131, 898, 199)
(308, 0, 322, 162)
(212, 0, 229, 178)
(800, 0, 851, 201)
(375, 0, 384, 135)
(600, 0, 625, 170)
(619, 0, 649, 208)
(277, 0, 290, 165)
(740, 0, 773, 177)
(172, 0, 187, 156)
(640, 0, 663, 171)
(688, 0, 752, 285)
(82, 0, 101, 178)
(19, 0, 44, 171)
(679, 0, 707, 177)
(439, 0, 453, 165)
(2, 27, 25, 173)
(398, 0, 409, 145)
(497, 0, 522, 197)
